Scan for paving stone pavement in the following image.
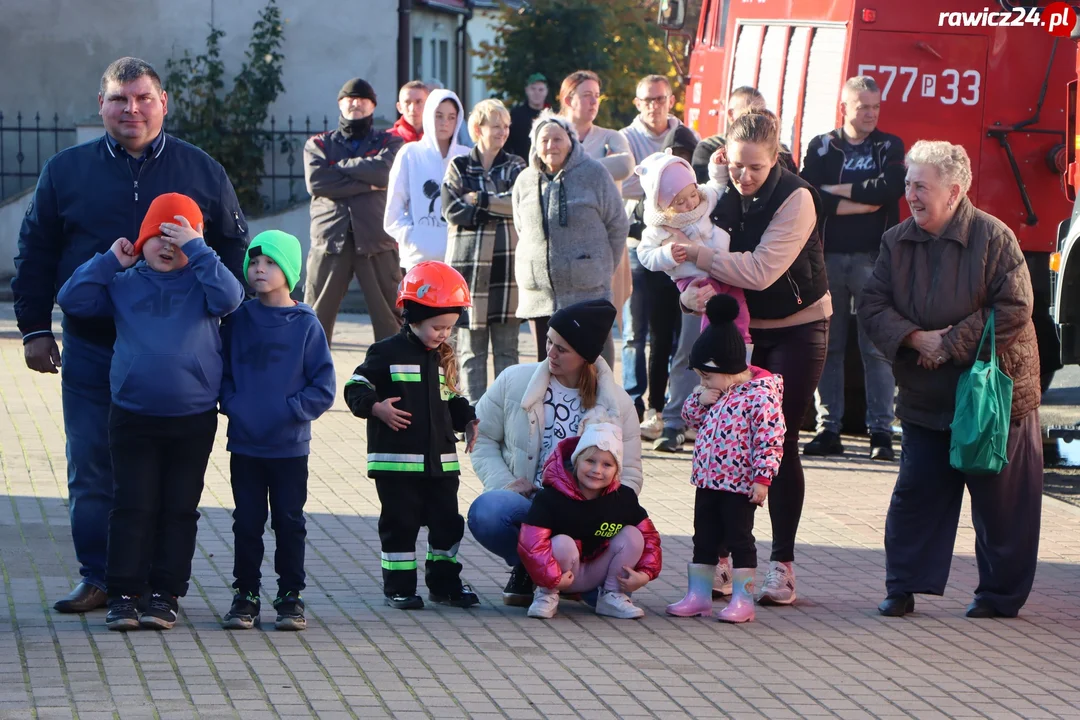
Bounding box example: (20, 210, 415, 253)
(0, 307, 1078, 719)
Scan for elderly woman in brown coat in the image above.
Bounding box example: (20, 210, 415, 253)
(859, 140, 1042, 619)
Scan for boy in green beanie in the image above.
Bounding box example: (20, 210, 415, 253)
(219, 230, 336, 631)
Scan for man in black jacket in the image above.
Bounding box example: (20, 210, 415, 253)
(800, 75, 906, 461)
(507, 73, 548, 161)
(12, 57, 248, 614)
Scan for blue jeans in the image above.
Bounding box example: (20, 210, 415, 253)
(466, 490, 532, 566)
(621, 247, 649, 416)
(60, 332, 115, 591)
(661, 311, 703, 431)
(816, 253, 896, 435)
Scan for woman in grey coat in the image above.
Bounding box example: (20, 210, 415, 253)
(512, 111, 630, 364)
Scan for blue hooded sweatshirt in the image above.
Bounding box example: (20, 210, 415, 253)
(56, 237, 245, 417)
(220, 299, 336, 458)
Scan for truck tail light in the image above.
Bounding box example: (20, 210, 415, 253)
(1051, 252, 1062, 272)
(862, 8, 877, 22)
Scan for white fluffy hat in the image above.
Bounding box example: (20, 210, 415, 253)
(570, 408, 624, 474)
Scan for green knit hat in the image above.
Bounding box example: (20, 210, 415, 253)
(245, 230, 302, 292)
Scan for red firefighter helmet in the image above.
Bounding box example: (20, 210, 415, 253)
(396, 261, 472, 309)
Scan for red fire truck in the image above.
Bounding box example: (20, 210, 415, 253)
(660, 0, 1071, 397)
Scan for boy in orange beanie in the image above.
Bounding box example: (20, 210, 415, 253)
(57, 192, 244, 632)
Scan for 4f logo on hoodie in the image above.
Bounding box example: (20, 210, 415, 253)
(130, 288, 190, 317)
(237, 342, 290, 372)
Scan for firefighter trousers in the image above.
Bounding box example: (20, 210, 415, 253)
(374, 477, 465, 597)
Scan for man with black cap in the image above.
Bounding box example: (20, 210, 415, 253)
(508, 73, 549, 160)
(304, 78, 405, 345)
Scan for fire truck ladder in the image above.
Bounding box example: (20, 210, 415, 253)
(986, 37, 1066, 227)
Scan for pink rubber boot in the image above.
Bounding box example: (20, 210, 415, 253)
(717, 569, 755, 623)
(666, 563, 714, 617)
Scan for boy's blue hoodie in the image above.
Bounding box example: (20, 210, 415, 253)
(56, 237, 245, 417)
(220, 299, 336, 458)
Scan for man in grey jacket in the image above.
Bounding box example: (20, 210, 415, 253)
(304, 78, 405, 344)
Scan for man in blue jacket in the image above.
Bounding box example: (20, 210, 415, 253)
(800, 75, 906, 462)
(11, 56, 248, 613)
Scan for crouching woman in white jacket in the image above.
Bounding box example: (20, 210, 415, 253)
(468, 299, 643, 606)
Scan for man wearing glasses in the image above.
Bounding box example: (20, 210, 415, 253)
(619, 75, 695, 440)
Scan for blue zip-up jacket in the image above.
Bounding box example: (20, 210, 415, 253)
(220, 299, 336, 458)
(13, 133, 249, 348)
(56, 237, 244, 417)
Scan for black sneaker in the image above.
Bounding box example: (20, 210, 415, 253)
(869, 432, 896, 462)
(223, 591, 261, 629)
(273, 592, 306, 631)
(105, 595, 140, 632)
(502, 564, 534, 607)
(384, 594, 424, 610)
(430, 583, 480, 608)
(139, 592, 178, 630)
(803, 430, 844, 456)
(653, 427, 685, 453)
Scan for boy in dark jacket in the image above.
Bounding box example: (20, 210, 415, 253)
(57, 193, 244, 632)
(344, 261, 480, 610)
(219, 231, 336, 631)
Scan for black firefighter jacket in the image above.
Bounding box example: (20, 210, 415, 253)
(344, 326, 476, 480)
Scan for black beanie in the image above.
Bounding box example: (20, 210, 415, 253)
(402, 300, 463, 324)
(548, 299, 617, 364)
(690, 294, 747, 374)
(338, 78, 377, 104)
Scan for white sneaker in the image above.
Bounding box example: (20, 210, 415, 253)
(639, 409, 664, 441)
(595, 589, 645, 619)
(713, 557, 733, 597)
(757, 561, 797, 605)
(527, 587, 559, 618)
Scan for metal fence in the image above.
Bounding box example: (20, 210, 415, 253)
(241, 114, 329, 212)
(0, 112, 329, 215)
(0, 112, 76, 201)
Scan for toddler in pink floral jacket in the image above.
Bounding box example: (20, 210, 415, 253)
(666, 294, 785, 623)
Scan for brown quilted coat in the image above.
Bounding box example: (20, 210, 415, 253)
(858, 197, 1039, 431)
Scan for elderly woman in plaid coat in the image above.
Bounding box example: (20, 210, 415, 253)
(441, 99, 526, 402)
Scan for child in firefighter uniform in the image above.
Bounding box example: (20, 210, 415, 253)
(344, 261, 481, 609)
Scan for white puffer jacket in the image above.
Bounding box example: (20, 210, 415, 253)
(469, 358, 643, 495)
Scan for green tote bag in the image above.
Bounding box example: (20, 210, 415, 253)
(949, 309, 1013, 475)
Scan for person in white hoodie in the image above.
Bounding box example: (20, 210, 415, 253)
(384, 89, 469, 271)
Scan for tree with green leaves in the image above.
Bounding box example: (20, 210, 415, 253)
(164, 0, 286, 216)
(476, 0, 682, 130)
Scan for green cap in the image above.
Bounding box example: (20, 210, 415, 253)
(526, 73, 547, 86)
(245, 230, 303, 292)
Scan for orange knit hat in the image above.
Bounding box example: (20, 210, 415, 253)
(134, 193, 204, 255)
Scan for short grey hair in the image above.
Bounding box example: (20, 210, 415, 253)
(100, 57, 162, 96)
(906, 140, 972, 194)
(844, 75, 879, 96)
(636, 74, 671, 97)
(468, 98, 511, 142)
